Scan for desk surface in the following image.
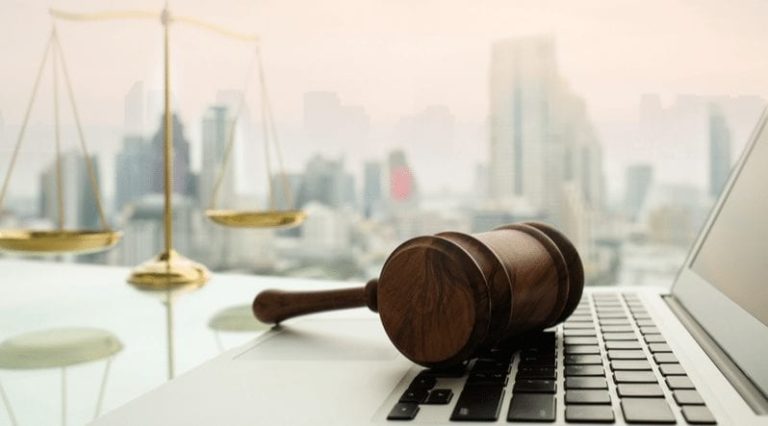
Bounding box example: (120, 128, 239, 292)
(0, 259, 353, 426)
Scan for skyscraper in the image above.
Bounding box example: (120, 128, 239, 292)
(708, 105, 732, 198)
(388, 149, 417, 205)
(39, 151, 102, 229)
(115, 135, 153, 214)
(200, 105, 236, 269)
(489, 36, 557, 208)
(625, 164, 654, 220)
(363, 161, 383, 218)
(488, 36, 604, 219)
(149, 113, 195, 197)
(124, 81, 145, 136)
(200, 105, 235, 208)
(302, 91, 370, 160)
(296, 155, 356, 210)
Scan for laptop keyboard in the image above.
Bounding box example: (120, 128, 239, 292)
(386, 293, 717, 424)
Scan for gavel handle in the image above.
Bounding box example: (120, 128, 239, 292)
(252, 279, 379, 324)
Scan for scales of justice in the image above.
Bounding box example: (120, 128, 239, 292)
(0, 4, 306, 289)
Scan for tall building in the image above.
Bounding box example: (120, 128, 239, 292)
(362, 161, 383, 218)
(624, 164, 654, 221)
(488, 36, 604, 221)
(296, 155, 356, 209)
(708, 105, 732, 198)
(115, 194, 196, 266)
(124, 81, 145, 136)
(636, 94, 763, 189)
(200, 106, 235, 208)
(302, 91, 370, 160)
(39, 151, 102, 229)
(199, 105, 237, 269)
(388, 149, 417, 206)
(149, 113, 195, 197)
(115, 135, 153, 214)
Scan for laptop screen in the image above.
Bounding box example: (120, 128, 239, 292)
(690, 125, 768, 327)
(673, 108, 768, 400)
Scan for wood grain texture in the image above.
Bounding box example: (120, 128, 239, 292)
(377, 236, 489, 367)
(250, 222, 584, 367)
(252, 284, 374, 324)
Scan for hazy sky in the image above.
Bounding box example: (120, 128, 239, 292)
(2, 0, 768, 200)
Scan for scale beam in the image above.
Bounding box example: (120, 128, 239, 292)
(49, 8, 259, 42)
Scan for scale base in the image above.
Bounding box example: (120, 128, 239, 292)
(128, 250, 210, 291)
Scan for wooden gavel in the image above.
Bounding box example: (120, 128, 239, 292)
(253, 222, 583, 368)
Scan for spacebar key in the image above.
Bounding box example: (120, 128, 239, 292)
(450, 385, 505, 421)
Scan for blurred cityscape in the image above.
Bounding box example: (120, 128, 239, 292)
(0, 35, 764, 286)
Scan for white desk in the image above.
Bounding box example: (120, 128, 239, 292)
(0, 259, 353, 426)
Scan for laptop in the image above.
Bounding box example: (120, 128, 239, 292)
(93, 110, 768, 426)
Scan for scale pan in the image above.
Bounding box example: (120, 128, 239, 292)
(205, 209, 306, 229)
(0, 229, 122, 255)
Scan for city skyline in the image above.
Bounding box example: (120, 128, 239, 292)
(0, 30, 763, 287)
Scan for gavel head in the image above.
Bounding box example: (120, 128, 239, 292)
(375, 222, 583, 368)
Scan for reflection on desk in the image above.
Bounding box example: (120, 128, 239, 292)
(0, 259, 345, 425)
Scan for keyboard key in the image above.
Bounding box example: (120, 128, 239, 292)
(594, 304, 622, 309)
(602, 326, 634, 333)
(569, 315, 594, 322)
(566, 377, 608, 389)
(682, 406, 717, 424)
(565, 355, 602, 365)
(621, 398, 675, 424)
(410, 375, 437, 389)
(473, 359, 511, 373)
(644, 334, 666, 343)
(659, 363, 686, 376)
(611, 360, 652, 371)
(605, 341, 641, 350)
(424, 389, 453, 404)
(400, 388, 429, 403)
(507, 393, 556, 422)
(565, 390, 611, 405)
(598, 313, 628, 319)
(599, 319, 631, 326)
(519, 358, 556, 368)
(467, 371, 508, 386)
(636, 319, 655, 327)
(564, 329, 597, 337)
(640, 326, 660, 334)
(450, 385, 504, 421)
(565, 322, 595, 329)
(513, 379, 556, 394)
(634, 314, 652, 320)
(565, 365, 605, 376)
(564, 336, 599, 346)
(673, 390, 705, 405)
(617, 383, 664, 397)
(517, 366, 556, 380)
(603, 332, 637, 341)
(649, 343, 672, 353)
(565, 405, 615, 423)
(654, 353, 678, 364)
(608, 350, 646, 360)
(666, 376, 694, 389)
(387, 402, 419, 420)
(595, 307, 625, 314)
(565, 345, 600, 355)
(422, 364, 466, 378)
(614, 371, 658, 383)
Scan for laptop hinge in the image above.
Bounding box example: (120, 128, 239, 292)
(664, 295, 768, 414)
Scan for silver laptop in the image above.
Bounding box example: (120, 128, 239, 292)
(93, 111, 768, 425)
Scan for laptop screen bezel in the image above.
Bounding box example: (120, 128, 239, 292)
(671, 107, 768, 398)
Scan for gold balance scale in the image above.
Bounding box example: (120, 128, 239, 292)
(0, 6, 306, 290)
